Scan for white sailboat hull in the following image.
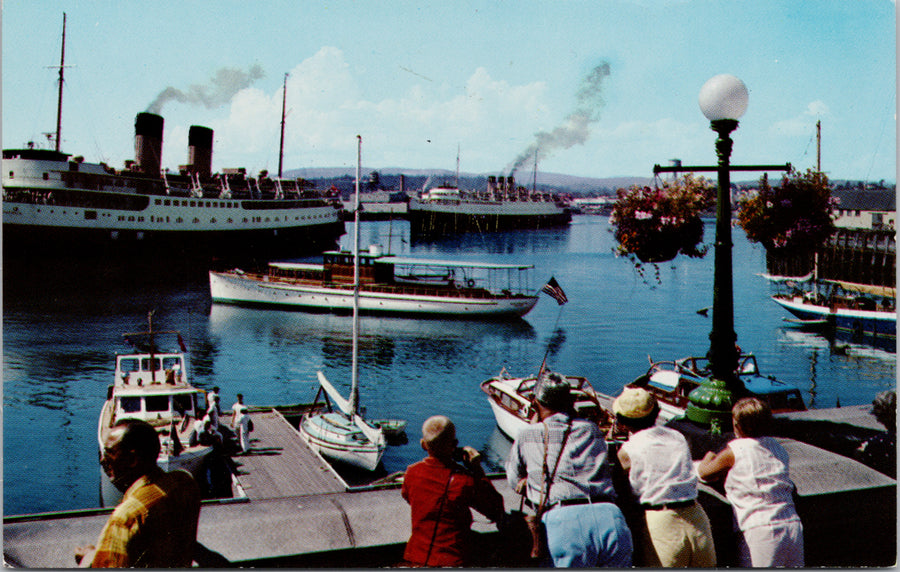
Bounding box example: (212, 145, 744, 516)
(298, 411, 385, 472)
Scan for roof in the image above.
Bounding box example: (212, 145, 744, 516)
(831, 188, 896, 212)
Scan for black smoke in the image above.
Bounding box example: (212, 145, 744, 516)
(146, 64, 265, 114)
(507, 61, 611, 176)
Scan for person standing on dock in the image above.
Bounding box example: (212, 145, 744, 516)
(613, 387, 716, 567)
(400, 415, 505, 567)
(76, 419, 201, 567)
(231, 393, 252, 454)
(697, 397, 804, 567)
(506, 375, 633, 567)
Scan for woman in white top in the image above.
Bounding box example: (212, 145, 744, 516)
(697, 397, 804, 567)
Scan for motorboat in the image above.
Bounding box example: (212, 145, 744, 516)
(97, 314, 214, 506)
(481, 368, 622, 441)
(209, 247, 540, 318)
(627, 353, 807, 422)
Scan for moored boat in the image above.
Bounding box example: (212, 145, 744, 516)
(209, 246, 540, 318)
(627, 353, 807, 422)
(407, 175, 571, 237)
(481, 368, 622, 441)
(771, 280, 896, 340)
(97, 316, 214, 506)
(297, 136, 391, 473)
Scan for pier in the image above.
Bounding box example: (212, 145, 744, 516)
(4, 404, 895, 567)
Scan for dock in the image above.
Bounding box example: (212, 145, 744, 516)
(229, 409, 346, 499)
(3, 404, 896, 567)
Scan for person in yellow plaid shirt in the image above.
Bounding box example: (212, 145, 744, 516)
(77, 419, 201, 567)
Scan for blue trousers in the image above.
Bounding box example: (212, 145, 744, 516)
(541, 502, 633, 567)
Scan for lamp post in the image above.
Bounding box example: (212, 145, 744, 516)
(684, 74, 750, 432)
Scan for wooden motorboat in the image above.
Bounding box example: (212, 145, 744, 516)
(481, 368, 623, 441)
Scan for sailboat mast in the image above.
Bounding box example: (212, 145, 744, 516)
(349, 135, 362, 416)
(278, 73, 288, 178)
(55, 13, 67, 152)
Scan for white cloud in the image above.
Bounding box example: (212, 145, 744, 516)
(770, 100, 830, 137)
(204, 48, 554, 173)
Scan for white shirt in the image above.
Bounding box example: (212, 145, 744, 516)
(232, 403, 249, 427)
(725, 437, 800, 531)
(620, 425, 697, 506)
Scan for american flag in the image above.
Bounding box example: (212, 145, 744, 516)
(540, 276, 568, 305)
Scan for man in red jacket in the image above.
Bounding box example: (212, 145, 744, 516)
(401, 415, 505, 567)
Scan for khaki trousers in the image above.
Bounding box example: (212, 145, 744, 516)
(641, 502, 716, 567)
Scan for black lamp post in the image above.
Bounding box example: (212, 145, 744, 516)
(684, 75, 750, 432)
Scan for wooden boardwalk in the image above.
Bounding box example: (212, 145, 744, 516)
(230, 409, 346, 499)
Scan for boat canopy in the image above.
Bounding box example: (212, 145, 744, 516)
(379, 256, 534, 271)
(822, 279, 896, 298)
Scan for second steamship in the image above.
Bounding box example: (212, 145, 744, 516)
(2, 112, 345, 260)
(406, 175, 572, 238)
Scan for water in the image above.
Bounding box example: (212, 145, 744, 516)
(3, 216, 895, 515)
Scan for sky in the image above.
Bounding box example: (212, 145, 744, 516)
(2, 1, 896, 184)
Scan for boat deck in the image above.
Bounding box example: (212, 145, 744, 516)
(230, 409, 347, 499)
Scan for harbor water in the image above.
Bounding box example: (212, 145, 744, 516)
(3, 215, 895, 516)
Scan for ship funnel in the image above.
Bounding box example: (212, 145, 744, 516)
(187, 125, 213, 178)
(134, 112, 164, 177)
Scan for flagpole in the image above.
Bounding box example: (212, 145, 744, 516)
(536, 276, 568, 378)
(537, 305, 565, 378)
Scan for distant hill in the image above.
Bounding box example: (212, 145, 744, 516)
(286, 166, 651, 197)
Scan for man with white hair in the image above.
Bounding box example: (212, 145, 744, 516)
(401, 415, 504, 567)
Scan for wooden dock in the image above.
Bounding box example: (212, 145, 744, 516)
(230, 409, 346, 499)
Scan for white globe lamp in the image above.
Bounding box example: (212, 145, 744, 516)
(698, 74, 749, 122)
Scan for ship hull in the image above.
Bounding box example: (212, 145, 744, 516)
(407, 198, 571, 237)
(3, 216, 344, 261)
(209, 270, 539, 318)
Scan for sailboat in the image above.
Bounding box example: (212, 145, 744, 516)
(298, 136, 387, 471)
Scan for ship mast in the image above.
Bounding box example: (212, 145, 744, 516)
(455, 144, 460, 189)
(278, 73, 288, 178)
(816, 119, 821, 173)
(54, 13, 67, 152)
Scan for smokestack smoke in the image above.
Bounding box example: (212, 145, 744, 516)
(507, 61, 611, 177)
(146, 64, 265, 114)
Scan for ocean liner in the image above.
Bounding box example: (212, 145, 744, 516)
(2, 113, 345, 260)
(406, 175, 571, 238)
(3, 16, 343, 261)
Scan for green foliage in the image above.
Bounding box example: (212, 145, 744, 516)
(610, 174, 716, 264)
(737, 168, 835, 253)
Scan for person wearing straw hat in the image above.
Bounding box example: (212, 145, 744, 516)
(614, 387, 716, 567)
(507, 374, 633, 567)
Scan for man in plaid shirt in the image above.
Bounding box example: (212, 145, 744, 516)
(77, 419, 201, 567)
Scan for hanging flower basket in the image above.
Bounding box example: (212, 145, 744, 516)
(737, 168, 835, 255)
(610, 175, 715, 264)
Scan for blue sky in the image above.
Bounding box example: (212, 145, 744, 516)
(3, 1, 896, 183)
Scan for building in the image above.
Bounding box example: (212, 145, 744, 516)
(831, 187, 896, 230)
